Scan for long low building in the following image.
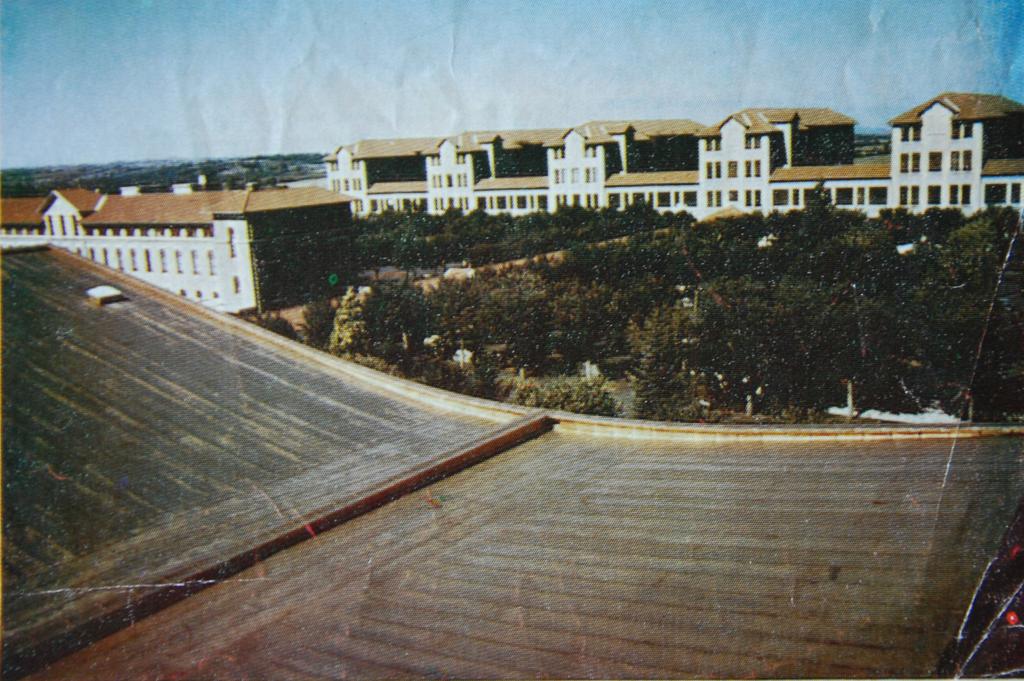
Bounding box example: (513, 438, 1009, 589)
(0, 186, 353, 312)
(4, 248, 1023, 679)
(325, 92, 1024, 219)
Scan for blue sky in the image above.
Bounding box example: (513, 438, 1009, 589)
(2, 0, 1021, 167)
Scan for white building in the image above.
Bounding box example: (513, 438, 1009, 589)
(2, 186, 352, 313)
(324, 92, 1024, 220)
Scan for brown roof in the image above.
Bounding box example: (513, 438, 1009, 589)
(350, 137, 445, 160)
(53, 188, 104, 213)
(700, 108, 856, 136)
(474, 176, 549, 191)
(981, 158, 1024, 177)
(446, 129, 570, 153)
(1, 196, 50, 226)
(770, 163, 891, 182)
(605, 170, 699, 187)
(83, 189, 349, 225)
(366, 180, 427, 195)
(890, 92, 1024, 125)
(563, 119, 705, 145)
(323, 147, 341, 162)
(243, 187, 350, 212)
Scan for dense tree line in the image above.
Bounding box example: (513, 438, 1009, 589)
(269, 200, 1021, 422)
(351, 202, 690, 272)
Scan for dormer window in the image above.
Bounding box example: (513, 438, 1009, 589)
(744, 136, 762, 149)
(705, 138, 721, 151)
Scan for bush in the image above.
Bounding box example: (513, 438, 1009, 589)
(508, 377, 618, 417)
(253, 313, 297, 340)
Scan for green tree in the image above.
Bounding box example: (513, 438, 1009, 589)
(629, 302, 704, 421)
(327, 287, 368, 355)
(301, 298, 336, 350)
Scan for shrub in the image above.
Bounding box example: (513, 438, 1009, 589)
(508, 377, 618, 417)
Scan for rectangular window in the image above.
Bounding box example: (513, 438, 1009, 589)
(869, 187, 887, 205)
(744, 161, 751, 177)
(963, 150, 972, 171)
(773, 189, 789, 206)
(191, 250, 199, 274)
(1013, 184, 1022, 204)
(900, 154, 909, 173)
(899, 186, 909, 205)
(856, 187, 865, 204)
(950, 185, 960, 205)
(951, 151, 960, 171)
(684, 191, 697, 207)
(951, 121, 960, 139)
(911, 126, 921, 141)
(130, 249, 138, 271)
(175, 250, 183, 274)
(517, 196, 527, 209)
(911, 186, 920, 205)
(963, 123, 973, 138)
(929, 152, 942, 172)
(728, 190, 738, 202)
(962, 184, 972, 204)
(985, 184, 1008, 205)
(609, 193, 620, 209)
(901, 127, 910, 142)
(754, 160, 761, 177)
(657, 191, 670, 207)
(706, 162, 713, 179)
(538, 195, 548, 210)
(792, 189, 800, 205)
(911, 153, 920, 173)
(116, 249, 124, 270)
(728, 161, 738, 178)
(835, 188, 853, 205)
(706, 191, 714, 207)
(928, 185, 942, 205)
(207, 250, 216, 275)
(497, 196, 507, 209)
(233, 276, 240, 294)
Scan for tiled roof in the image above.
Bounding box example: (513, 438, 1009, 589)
(366, 180, 427, 195)
(1, 196, 50, 225)
(350, 137, 445, 160)
(605, 170, 699, 187)
(770, 163, 891, 182)
(242, 187, 351, 212)
(700, 108, 856, 136)
(565, 119, 705, 145)
(83, 189, 348, 225)
(890, 93, 1024, 125)
(53, 188, 104, 213)
(474, 176, 549, 191)
(981, 158, 1024, 177)
(447, 129, 570, 153)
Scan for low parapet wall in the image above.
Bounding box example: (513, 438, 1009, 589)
(51, 247, 1024, 442)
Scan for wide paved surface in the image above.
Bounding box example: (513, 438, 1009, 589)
(2, 250, 500, 666)
(31, 429, 1024, 679)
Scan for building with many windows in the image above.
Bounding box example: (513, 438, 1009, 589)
(325, 92, 1024, 219)
(1, 186, 352, 312)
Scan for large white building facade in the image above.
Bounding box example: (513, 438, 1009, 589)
(1, 186, 352, 313)
(325, 92, 1024, 220)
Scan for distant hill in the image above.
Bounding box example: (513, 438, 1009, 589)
(1, 153, 327, 197)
